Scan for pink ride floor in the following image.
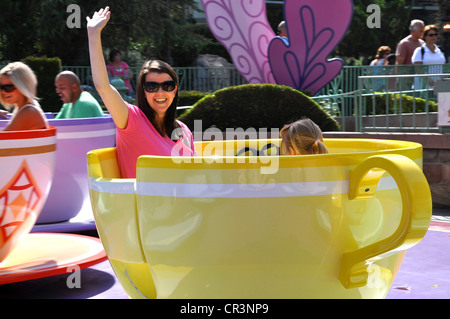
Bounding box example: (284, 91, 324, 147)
(386, 219, 450, 299)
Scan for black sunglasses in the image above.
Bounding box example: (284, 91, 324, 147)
(427, 33, 438, 37)
(0, 84, 16, 93)
(143, 80, 176, 93)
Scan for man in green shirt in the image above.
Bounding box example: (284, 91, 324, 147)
(55, 71, 104, 119)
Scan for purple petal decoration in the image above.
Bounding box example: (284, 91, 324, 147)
(268, 0, 353, 95)
(201, 0, 353, 95)
(201, 0, 276, 84)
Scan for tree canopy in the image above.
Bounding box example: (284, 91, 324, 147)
(0, 0, 207, 66)
(0, 0, 420, 67)
(335, 0, 412, 63)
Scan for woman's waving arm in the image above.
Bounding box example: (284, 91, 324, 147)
(87, 7, 129, 129)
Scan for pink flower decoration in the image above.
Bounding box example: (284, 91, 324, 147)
(268, 0, 353, 95)
(201, 0, 353, 95)
(201, 0, 275, 84)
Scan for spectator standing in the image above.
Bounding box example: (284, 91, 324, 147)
(369, 46, 391, 91)
(107, 49, 134, 96)
(412, 25, 446, 90)
(395, 19, 425, 65)
(277, 21, 287, 38)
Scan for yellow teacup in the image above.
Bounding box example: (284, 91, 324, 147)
(88, 138, 432, 299)
(0, 127, 57, 263)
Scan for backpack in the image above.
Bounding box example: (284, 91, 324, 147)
(420, 44, 445, 62)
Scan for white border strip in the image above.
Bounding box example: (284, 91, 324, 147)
(0, 136, 56, 148)
(137, 180, 348, 198)
(89, 176, 397, 198)
(57, 129, 116, 140)
(89, 177, 136, 194)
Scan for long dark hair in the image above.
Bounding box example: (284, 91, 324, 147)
(136, 60, 181, 140)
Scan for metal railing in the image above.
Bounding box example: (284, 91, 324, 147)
(64, 63, 450, 93)
(62, 64, 449, 133)
(1, 63, 438, 133)
(63, 66, 247, 93)
(307, 64, 449, 132)
(356, 72, 447, 133)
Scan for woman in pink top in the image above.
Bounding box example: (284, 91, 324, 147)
(87, 7, 195, 178)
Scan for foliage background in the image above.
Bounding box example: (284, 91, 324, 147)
(0, 0, 206, 66)
(0, 1, 445, 67)
(266, 0, 433, 65)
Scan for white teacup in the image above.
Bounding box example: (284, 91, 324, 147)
(37, 116, 115, 223)
(0, 115, 116, 224)
(0, 127, 57, 262)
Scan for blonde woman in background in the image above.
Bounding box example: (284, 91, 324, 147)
(0, 62, 48, 131)
(280, 118, 328, 155)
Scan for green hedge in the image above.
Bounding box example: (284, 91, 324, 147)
(178, 90, 211, 116)
(178, 84, 340, 132)
(22, 56, 62, 113)
(178, 90, 210, 106)
(366, 93, 438, 115)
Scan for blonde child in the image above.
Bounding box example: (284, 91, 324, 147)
(280, 118, 328, 155)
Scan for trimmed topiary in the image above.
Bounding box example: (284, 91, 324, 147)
(178, 90, 211, 107)
(178, 84, 340, 132)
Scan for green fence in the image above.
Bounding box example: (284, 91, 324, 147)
(63, 66, 247, 93)
(64, 63, 450, 92)
(60, 64, 450, 133)
(309, 64, 449, 132)
(355, 72, 447, 133)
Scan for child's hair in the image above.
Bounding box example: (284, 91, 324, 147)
(280, 118, 328, 155)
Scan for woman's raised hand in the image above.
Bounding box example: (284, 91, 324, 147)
(86, 7, 111, 35)
(86, 6, 129, 129)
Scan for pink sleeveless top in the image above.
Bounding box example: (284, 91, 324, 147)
(116, 103, 195, 178)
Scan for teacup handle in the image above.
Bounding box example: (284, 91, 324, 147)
(339, 154, 432, 289)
